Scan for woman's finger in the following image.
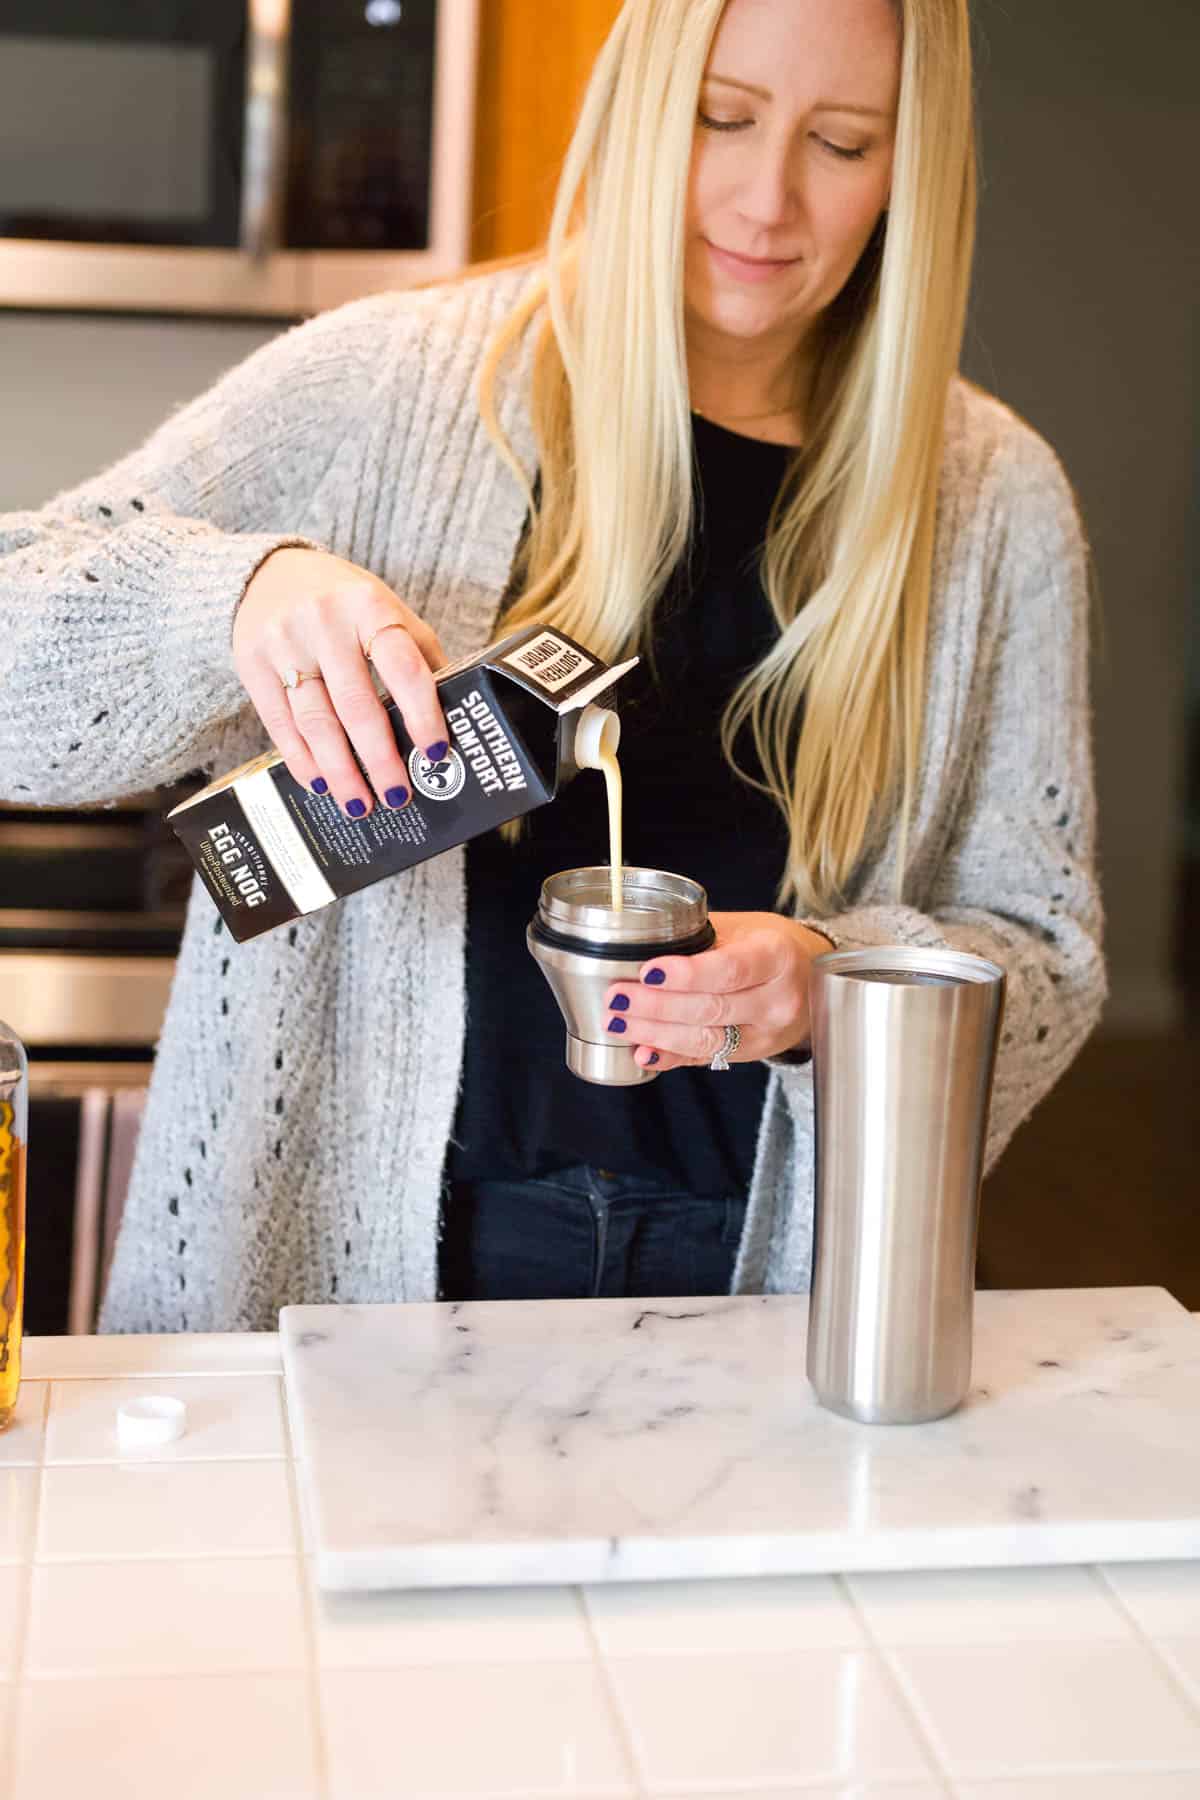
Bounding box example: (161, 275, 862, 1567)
(285, 675, 380, 816)
(309, 622, 423, 814)
(237, 655, 326, 794)
(602, 979, 774, 1032)
(359, 600, 448, 681)
(610, 1014, 752, 1068)
(632, 1044, 686, 1074)
(638, 917, 790, 995)
(354, 606, 451, 777)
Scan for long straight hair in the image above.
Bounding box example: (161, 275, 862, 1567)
(479, 0, 976, 913)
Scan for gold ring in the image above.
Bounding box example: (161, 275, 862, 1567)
(362, 621, 407, 663)
(282, 667, 322, 690)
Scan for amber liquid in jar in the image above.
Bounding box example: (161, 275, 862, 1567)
(0, 1091, 27, 1431)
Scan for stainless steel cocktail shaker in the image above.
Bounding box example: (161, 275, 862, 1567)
(806, 946, 1006, 1424)
(527, 867, 715, 1085)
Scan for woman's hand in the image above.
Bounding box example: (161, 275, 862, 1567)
(603, 912, 835, 1072)
(232, 547, 450, 817)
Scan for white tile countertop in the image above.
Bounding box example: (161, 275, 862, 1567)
(1, 1329, 1199, 1800)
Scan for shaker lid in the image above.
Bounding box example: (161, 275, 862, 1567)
(537, 866, 710, 949)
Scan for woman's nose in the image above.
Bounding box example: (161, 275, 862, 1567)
(736, 142, 800, 230)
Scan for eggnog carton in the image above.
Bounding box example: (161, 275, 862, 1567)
(169, 626, 635, 943)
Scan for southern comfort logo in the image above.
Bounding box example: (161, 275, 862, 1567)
(408, 744, 467, 802)
(500, 630, 594, 694)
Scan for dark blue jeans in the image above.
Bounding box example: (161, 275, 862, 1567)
(439, 1163, 749, 1301)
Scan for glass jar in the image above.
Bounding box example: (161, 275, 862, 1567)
(0, 1019, 28, 1431)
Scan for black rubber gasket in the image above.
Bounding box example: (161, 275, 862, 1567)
(528, 917, 715, 962)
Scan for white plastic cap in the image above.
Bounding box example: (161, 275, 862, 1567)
(573, 703, 621, 771)
(117, 1395, 187, 1450)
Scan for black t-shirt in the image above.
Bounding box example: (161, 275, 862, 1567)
(446, 413, 796, 1199)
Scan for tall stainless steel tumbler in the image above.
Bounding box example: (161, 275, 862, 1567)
(528, 867, 715, 1086)
(806, 947, 1006, 1424)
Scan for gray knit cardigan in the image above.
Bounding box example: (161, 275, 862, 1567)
(0, 265, 1105, 1333)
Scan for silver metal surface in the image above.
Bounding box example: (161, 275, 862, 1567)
(806, 946, 1006, 1425)
(66, 1084, 149, 1334)
(0, 954, 174, 1048)
(0, 822, 144, 853)
(565, 1033, 648, 1087)
(240, 0, 291, 263)
(0, 0, 480, 316)
(528, 867, 711, 1086)
(26, 1062, 152, 1096)
(527, 937, 657, 1087)
(539, 867, 709, 948)
(0, 910, 183, 940)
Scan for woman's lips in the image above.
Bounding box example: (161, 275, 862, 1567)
(705, 240, 800, 283)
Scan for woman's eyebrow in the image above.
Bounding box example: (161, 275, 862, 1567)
(706, 73, 772, 101)
(705, 73, 889, 118)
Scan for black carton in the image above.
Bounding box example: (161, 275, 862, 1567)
(169, 625, 635, 943)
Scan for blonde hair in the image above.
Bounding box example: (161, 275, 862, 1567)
(479, 0, 976, 914)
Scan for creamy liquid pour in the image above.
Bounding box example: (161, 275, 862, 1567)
(598, 745, 623, 911)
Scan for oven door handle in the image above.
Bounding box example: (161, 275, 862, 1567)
(240, 0, 292, 262)
(67, 1088, 110, 1336)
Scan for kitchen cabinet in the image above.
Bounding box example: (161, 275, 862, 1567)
(471, 1, 622, 262)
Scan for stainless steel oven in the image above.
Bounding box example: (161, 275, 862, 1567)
(0, 0, 479, 318)
(0, 791, 189, 1331)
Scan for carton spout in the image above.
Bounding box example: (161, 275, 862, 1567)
(573, 704, 621, 772)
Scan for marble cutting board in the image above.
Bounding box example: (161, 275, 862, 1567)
(280, 1285, 1200, 1592)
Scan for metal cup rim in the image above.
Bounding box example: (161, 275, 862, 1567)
(537, 866, 709, 944)
(812, 946, 1006, 986)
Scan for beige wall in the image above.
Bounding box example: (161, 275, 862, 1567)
(962, 0, 1197, 1028)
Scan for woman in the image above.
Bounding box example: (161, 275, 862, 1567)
(0, 0, 1105, 1330)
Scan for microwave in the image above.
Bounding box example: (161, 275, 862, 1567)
(0, 0, 480, 318)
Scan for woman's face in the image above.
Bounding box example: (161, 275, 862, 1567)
(684, 0, 900, 364)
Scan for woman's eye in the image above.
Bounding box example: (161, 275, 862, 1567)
(814, 135, 868, 162)
(698, 111, 751, 134)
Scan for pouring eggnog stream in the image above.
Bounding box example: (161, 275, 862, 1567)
(573, 703, 624, 910)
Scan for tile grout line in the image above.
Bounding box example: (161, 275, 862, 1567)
(18, 1369, 283, 1383)
(1092, 1564, 1200, 1723)
(37, 1453, 288, 1467)
(835, 1573, 960, 1799)
(572, 1586, 648, 1800)
(278, 1376, 333, 1800)
(1, 1381, 50, 1800)
(30, 1548, 299, 1566)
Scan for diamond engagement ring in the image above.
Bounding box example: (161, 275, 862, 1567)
(282, 667, 322, 690)
(709, 1023, 741, 1071)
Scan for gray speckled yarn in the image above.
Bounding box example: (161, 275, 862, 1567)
(0, 266, 1105, 1330)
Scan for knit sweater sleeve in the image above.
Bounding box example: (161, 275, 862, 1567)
(773, 425, 1107, 1174)
(0, 295, 393, 805)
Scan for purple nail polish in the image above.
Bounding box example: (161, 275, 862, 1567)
(385, 785, 409, 808)
(425, 740, 448, 763)
(607, 1017, 627, 1035)
(311, 777, 328, 795)
(646, 1051, 661, 1066)
(644, 968, 666, 986)
(346, 798, 367, 818)
(610, 993, 630, 1012)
